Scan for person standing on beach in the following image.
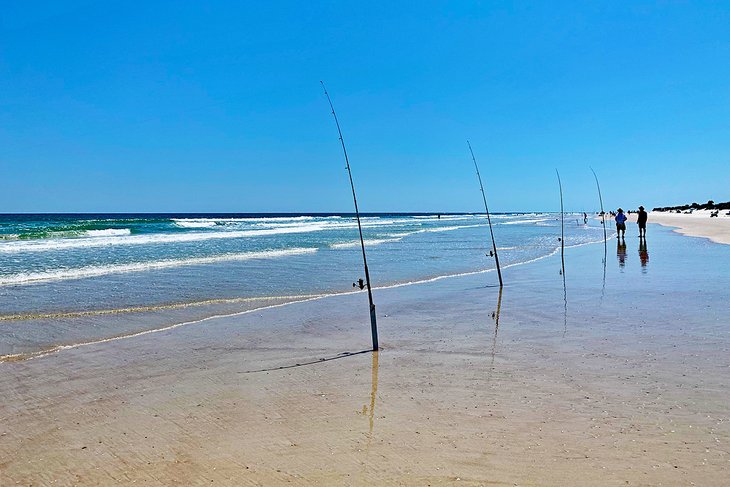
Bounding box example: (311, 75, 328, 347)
(637, 206, 648, 238)
(615, 208, 627, 239)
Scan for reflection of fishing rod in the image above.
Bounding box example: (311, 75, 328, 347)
(321, 81, 378, 351)
(490, 286, 504, 370)
(467, 141, 503, 287)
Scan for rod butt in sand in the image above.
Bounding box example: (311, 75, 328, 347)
(321, 81, 379, 351)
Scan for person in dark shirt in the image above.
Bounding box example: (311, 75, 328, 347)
(637, 206, 648, 238)
(615, 208, 627, 239)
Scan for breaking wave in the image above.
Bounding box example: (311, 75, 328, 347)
(0, 248, 318, 285)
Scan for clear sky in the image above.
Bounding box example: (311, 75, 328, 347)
(1, 1, 729, 213)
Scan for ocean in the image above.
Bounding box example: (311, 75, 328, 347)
(0, 212, 607, 359)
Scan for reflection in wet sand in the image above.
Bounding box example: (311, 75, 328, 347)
(601, 240, 607, 303)
(617, 239, 627, 268)
(359, 351, 379, 449)
(560, 248, 567, 336)
(639, 238, 649, 272)
(490, 287, 504, 370)
(357, 351, 379, 481)
(368, 351, 378, 440)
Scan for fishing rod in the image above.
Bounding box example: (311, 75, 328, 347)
(590, 167, 608, 302)
(556, 169, 565, 276)
(590, 167, 608, 255)
(556, 169, 567, 335)
(467, 141, 503, 287)
(320, 81, 378, 351)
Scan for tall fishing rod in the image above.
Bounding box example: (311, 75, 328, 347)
(556, 169, 567, 335)
(590, 167, 608, 301)
(590, 167, 607, 254)
(556, 169, 565, 276)
(320, 81, 378, 351)
(467, 141, 503, 287)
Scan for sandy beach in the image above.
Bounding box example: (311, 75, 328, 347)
(2, 223, 729, 486)
(616, 210, 730, 245)
(5, 2, 730, 485)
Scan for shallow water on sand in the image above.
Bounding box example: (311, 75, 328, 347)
(1, 212, 607, 359)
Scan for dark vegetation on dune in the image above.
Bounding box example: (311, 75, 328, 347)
(653, 200, 730, 212)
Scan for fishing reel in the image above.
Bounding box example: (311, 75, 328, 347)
(353, 278, 366, 290)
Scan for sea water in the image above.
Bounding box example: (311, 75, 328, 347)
(0, 213, 606, 358)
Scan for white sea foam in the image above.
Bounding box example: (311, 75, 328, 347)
(0, 223, 336, 253)
(386, 224, 485, 238)
(0, 217, 489, 253)
(425, 224, 484, 232)
(85, 229, 132, 237)
(0, 248, 317, 285)
(498, 218, 555, 225)
(173, 219, 218, 228)
(329, 237, 403, 249)
(176, 216, 322, 227)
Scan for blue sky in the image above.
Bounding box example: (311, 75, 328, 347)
(1, 1, 729, 213)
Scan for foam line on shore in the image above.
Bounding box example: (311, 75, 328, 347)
(0, 293, 330, 322)
(0, 295, 330, 363)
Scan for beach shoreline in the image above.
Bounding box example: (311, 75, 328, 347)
(2, 224, 729, 486)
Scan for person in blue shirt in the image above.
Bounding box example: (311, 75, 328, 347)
(615, 208, 627, 239)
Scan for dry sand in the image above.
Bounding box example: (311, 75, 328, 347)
(617, 210, 730, 245)
(2, 229, 729, 486)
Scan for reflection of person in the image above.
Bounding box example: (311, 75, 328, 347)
(617, 239, 627, 268)
(637, 206, 648, 238)
(639, 238, 649, 269)
(615, 208, 627, 239)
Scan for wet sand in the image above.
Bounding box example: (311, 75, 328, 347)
(2, 224, 729, 486)
(621, 210, 730, 245)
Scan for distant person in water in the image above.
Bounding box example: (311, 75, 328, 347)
(615, 208, 627, 239)
(637, 206, 648, 238)
(583, 212, 588, 224)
